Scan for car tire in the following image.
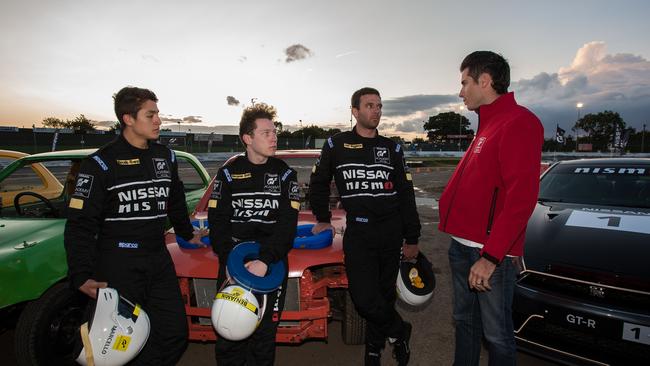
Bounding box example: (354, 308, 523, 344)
(14, 282, 88, 366)
(341, 290, 365, 345)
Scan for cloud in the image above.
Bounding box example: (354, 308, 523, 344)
(141, 54, 159, 63)
(511, 41, 650, 133)
(285, 44, 313, 63)
(182, 115, 203, 123)
(226, 96, 240, 106)
(238, 56, 247, 63)
(335, 50, 358, 59)
(161, 116, 182, 123)
(383, 94, 459, 117)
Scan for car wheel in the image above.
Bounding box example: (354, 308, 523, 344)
(341, 290, 366, 345)
(14, 282, 88, 366)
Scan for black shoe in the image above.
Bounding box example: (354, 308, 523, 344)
(392, 322, 412, 366)
(364, 343, 383, 366)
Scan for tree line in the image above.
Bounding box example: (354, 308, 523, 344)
(422, 110, 647, 153)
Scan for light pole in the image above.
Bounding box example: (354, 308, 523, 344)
(642, 123, 646, 153)
(575, 102, 583, 152)
(458, 106, 464, 152)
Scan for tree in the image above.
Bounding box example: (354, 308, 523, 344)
(274, 121, 283, 132)
(41, 114, 96, 133)
(42, 117, 66, 129)
(423, 112, 473, 142)
(68, 114, 96, 133)
(412, 137, 425, 144)
(573, 110, 626, 151)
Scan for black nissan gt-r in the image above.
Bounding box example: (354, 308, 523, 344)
(514, 158, 650, 366)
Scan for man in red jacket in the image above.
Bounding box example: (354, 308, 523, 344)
(438, 51, 543, 366)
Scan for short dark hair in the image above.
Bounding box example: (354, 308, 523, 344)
(239, 103, 277, 140)
(460, 51, 510, 94)
(351, 87, 381, 109)
(113, 87, 158, 128)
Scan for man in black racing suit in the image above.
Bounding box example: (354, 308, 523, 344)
(309, 87, 421, 366)
(64, 86, 204, 365)
(208, 103, 299, 365)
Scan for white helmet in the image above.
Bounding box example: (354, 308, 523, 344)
(396, 252, 436, 306)
(211, 285, 267, 341)
(76, 288, 150, 366)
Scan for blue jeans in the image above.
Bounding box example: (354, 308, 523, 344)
(448, 239, 518, 366)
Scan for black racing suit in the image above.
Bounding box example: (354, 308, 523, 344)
(208, 155, 299, 366)
(64, 134, 194, 365)
(309, 127, 421, 347)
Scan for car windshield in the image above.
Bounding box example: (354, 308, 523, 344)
(539, 164, 650, 208)
(0, 159, 81, 218)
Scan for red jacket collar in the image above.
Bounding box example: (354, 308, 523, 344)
(478, 92, 516, 124)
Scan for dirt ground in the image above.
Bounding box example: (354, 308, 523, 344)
(0, 166, 557, 365)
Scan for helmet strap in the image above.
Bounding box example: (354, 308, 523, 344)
(79, 322, 95, 366)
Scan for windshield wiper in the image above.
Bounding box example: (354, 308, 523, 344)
(538, 197, 563, 203)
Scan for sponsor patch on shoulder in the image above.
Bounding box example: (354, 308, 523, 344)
(406, 173, 412, 181)
(473, 136, 487, 154)
(208, 199, 218, 208)
(92, 155, 108, 171)
(116, 158, 140, 165)
(69, 198, 84, 209)
(344, 143, 363, 149)
(74, 173, 94, 198)
(231, 172, 252, 180)
(291, 200, 300, 210)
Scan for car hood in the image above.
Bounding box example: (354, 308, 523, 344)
(167, 210, 346, 279)
(524, 202, 650, 282)
(0, 218, 63, 253)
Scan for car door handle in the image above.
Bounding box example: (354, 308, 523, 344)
(14, 241, 38, 250)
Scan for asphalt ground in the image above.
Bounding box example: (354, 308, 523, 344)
(0, 164, 558, 365)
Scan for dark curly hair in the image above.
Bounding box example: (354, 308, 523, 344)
(239, 102, 277, 140)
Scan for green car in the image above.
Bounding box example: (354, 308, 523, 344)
(0, 148, 210, 365)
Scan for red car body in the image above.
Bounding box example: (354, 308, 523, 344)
(164, 150, 360, 344)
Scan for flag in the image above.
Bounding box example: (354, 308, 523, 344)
(555, 124, 566, 144)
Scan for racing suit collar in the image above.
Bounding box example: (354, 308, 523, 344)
(477, 92, 516, 125)
(118, 133, 152, 154)
(352, 126, 380, 140)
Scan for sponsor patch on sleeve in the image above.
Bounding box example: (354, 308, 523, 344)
(208, 199, 218, 208)
(73, 173, 94, 198)
(211, 180, 222, 199)
(291, 201, 300, 210)
(69, 198, 84, 209)
(406, 173, 413, 181)
(288, 181, 300, 201)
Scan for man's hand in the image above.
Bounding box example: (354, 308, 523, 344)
(79, 279, 108, 299)
(468, 257, 496, 292)
(188, 228, 208, 247)
(245, 260, 268, 277)
(311, 222, 334, 236)
(402, 243, 419, 260)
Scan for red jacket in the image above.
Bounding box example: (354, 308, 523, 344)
(438, 92, 543, 262)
